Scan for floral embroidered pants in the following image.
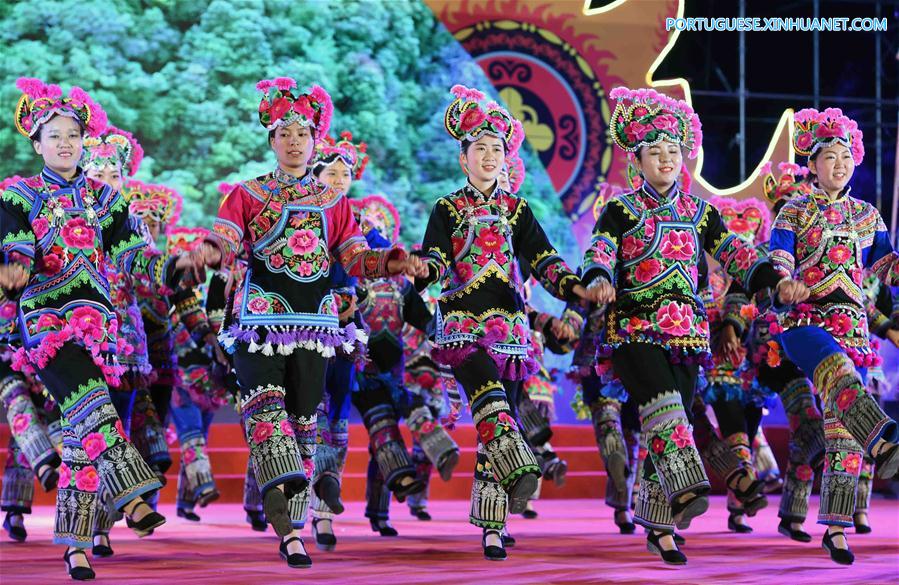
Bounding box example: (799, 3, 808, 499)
(778, 326, 896, 525)
(35, 343, 162, 548)
(234, 346, 323, 530)
(612, 343, 708, 532)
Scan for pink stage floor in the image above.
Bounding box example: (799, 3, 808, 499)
(1, 496, 897, 584)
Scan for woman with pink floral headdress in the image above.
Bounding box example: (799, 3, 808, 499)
(767, 107, 899, 564)
(416, 85, 600, 560)
(0, 78, 202, 580)
(198, 77, 424, 568)
(582, 86, 804, 565)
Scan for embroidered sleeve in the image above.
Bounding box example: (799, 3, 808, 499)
(0, 187, 35, 271)
(172, 287, 212, 342)
(208, 183, 251, 268)
(416, 200, 454, 291)
(513, 199, 579, 302)
(865, 218, 899, 286)
(401, 280, 433, 333)
(581, 200, 623, 288)
(704, 203, 780, 294)
(769, 202, 799, 279)
(106, 194, 177, 290)
(330, 195, 405, 279)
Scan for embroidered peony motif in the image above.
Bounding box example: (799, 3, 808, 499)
(633, 258, 662, 284)
(74, 466, 100, 492)
(11, 413, 31, 434)
(251, 421, 275, 444)
(58, 462, 72, 487)
(795, 464, 813, 481)
(81, 432, 109, 460)
(287, 229, 319, 255)
(835, 387, 859, 412)
(655, 301, 695, 337)
(659, 230, 695, 261)
(60, 217, 96, 249)
(621, 235, 645, 260)
(841, 452, 861, 475)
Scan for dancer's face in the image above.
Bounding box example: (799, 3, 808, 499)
(809, 144, 854, 195)
(86, 162, 124, 191)
(32, 115, 83, 178)
(635, 138, 683, 193)
(461, 135, 505, 185)
(270, 123, 314, 173)
(318, 159, 353, 196)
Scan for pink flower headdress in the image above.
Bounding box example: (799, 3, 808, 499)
(708, 196, 771, 245)
(81, 125, 144, 177)
(793, 108, 864, 164)
(444, 85, 525, 154)
(122, 180, 183, 228)
(760, 161, 814, 205)
(609, 87, 702, 159)
(167, 226, 211, 255)
(312, 131, 369, 179)
(14, 77, 107, 139)
(256, 77, 332, 139)
(350, 194, 401, 244)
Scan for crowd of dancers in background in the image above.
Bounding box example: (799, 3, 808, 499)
(0, 75, 897, 581)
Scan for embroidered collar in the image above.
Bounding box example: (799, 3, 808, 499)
(274, 166, 313, 188)
(463, 179, 506, 204)
(811, 185, 851, 205)
(41, 165, 86, 193)
(640, 180, 679, 207)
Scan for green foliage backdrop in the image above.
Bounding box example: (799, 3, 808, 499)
(0, 0, 575, 258)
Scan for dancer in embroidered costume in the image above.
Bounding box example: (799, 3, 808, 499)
(582, 86, 805, 565)
(306, 131, 389, 550)
(416, 85, 602, 560)
(0, 78, 204, 580)
(199, 77, 425, 568)
(768, 108, 899, 564)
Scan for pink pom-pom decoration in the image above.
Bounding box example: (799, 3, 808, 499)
(273, 77, 297, 91)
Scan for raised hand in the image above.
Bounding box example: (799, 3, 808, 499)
(0, 264, 29, 291)
(573, 280, 616, 305)
(776, 278, 810, 305)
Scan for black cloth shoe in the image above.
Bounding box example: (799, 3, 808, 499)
(410, 506, 432, 521)
(437, 450, 460, 482)
(853, 513, 872, 534)
(482, 529, 507, 561)
(614, 512, 636, 535)
(370, 519, 398, 537)
(521, 508, 538, 519)
(91, 534, 113, 557)
(777, 519, 812, 543)
(646, 530, 687, 565)
(392, 476, 426, 503)
(822, 531, 854, 565)
(64, 549, 96, 581)
(312, 519, 337, 552)
(673, 532, 686, 546)
(671, 492, 709, 530)
(246, 511, 267, 532)
(125, 502, 166, 536)
(3, 513, 26, 542)
(728, 513, 753, 534)
(177, 508, 201, 522)
(197, 488, 220, 508)
(279, 536, 312, 568)
(314, 476, 345, 515)
(507, 473, 539, 515)
(262, 488, 293, 537)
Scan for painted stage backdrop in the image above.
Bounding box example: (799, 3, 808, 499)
(0, 0, 894, 423)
